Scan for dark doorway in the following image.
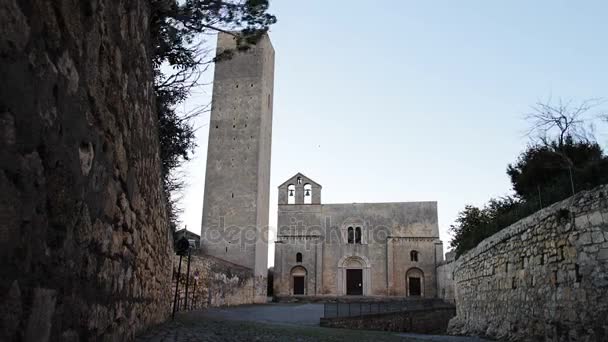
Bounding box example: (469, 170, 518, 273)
(409, 277, 421, 296)
(346, 269, 363, 295)
(293, 276, 305, 295)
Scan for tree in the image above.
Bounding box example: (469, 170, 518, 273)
(525, 98, 602, 147)
(450, 98, 608, 258)
(522, 98, 607, 201)
(149, 0, 277, 230)
(507, 139, 607, 205)
(449, 205, 490, 257)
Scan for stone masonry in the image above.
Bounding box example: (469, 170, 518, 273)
(0, 1, 172, 340)
(172, 252, 255, 311)
(445, 185, 608, 341)
(274, 173, 444, 298)
(201, 32, 274, 303)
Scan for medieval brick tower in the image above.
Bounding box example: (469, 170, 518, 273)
(201, 32, 274, 302)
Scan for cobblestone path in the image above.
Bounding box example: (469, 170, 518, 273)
(136, 311, 422, 342)
(136, 304, 490, 342)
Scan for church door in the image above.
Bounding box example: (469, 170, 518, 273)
(346, 269, 363, 295)
(409, 277, 421, 296)
(293, 276, 305, 295)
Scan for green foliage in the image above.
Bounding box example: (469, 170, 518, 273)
(507, 138, 608, 204)
(149, 0, 276, 230)
(450, 137, 608, 258)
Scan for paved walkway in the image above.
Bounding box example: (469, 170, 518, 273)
(136, 304, 491, 342)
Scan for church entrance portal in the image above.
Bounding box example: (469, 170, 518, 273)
(293, 276, 305, 295)
(406, 267, 424, 297)
(408, 277, 421, 296)
(346, 269, 363, 295)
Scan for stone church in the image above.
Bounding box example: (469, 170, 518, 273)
(273, 173, 445, 297)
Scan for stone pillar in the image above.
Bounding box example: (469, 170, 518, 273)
(387, 238, 394, 295)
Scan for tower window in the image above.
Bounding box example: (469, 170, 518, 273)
(296, 253, 302, 263)
(297, 177, 302, 184)
(410, 250, 419, 262)
(304, 184, 312, 204)
(355, 227, 362, 244)
(287, 184, 295, 204)
(347, 227, 354, 244)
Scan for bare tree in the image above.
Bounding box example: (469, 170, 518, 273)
(525, 97, 604, 147)
(524, 98, 607, 197)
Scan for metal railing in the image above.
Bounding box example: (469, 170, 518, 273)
(322, 299, 453, 318)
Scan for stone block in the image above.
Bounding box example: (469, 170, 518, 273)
(598, 248, 608, 261)
(24, 288, 57, 342)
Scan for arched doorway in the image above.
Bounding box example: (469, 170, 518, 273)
(337, 255, 371, 296)
(291, 266, 307, 295)
(406, 267, 424, 297)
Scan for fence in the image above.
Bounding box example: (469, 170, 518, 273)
(323, 299, 453, 318)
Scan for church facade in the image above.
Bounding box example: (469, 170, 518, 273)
(274, 173, 444, 297)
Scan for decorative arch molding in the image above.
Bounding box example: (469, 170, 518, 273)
(337, 255, 371, 295)
(337, 254, 371, 267)
(290, 265, 307, 276)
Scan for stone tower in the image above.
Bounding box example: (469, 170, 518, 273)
(201, 32, 274, 302)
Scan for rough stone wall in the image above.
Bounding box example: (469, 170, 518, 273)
(436, 252, 456, 303)
(320, 307, 456, 334)
(0, 1, 172, 341)
(172, 252, 255, 310)
(448, 185, 608, 341)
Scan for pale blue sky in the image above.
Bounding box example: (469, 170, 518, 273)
(177, 0, 608, 266)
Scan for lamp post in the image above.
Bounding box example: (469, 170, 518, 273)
(184, 247, 192, 310)
(172, 237, 190, 319)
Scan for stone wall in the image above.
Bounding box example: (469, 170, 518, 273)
(448, 185, 608, 341)
(172, 252, 256, 310)
(320, 307, 456, 334)
(0, 1, 172, 341)
(436, 251, 456, 303)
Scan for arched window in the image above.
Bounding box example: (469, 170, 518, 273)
(410, 250, 419, 262)
(355, 227, 362, 244)
(347, 227, 354, 244)
(304, 184, 312, 204)
(296, 252, 302, 263)
(297, 177, 302, 184)
(287, 184, 295, 204)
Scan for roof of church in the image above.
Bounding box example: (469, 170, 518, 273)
(278, 172, 322, 188)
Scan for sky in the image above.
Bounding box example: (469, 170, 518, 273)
(175, 0, 608, 267)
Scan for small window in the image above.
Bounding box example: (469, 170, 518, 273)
(355, 227, 362, 244)
(287, 184, 295, 204)
(410, 250, 419, 262)
(296, 252, 302, 263)
(347, 227, 354, 244)
(297, 177, 302, 184)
